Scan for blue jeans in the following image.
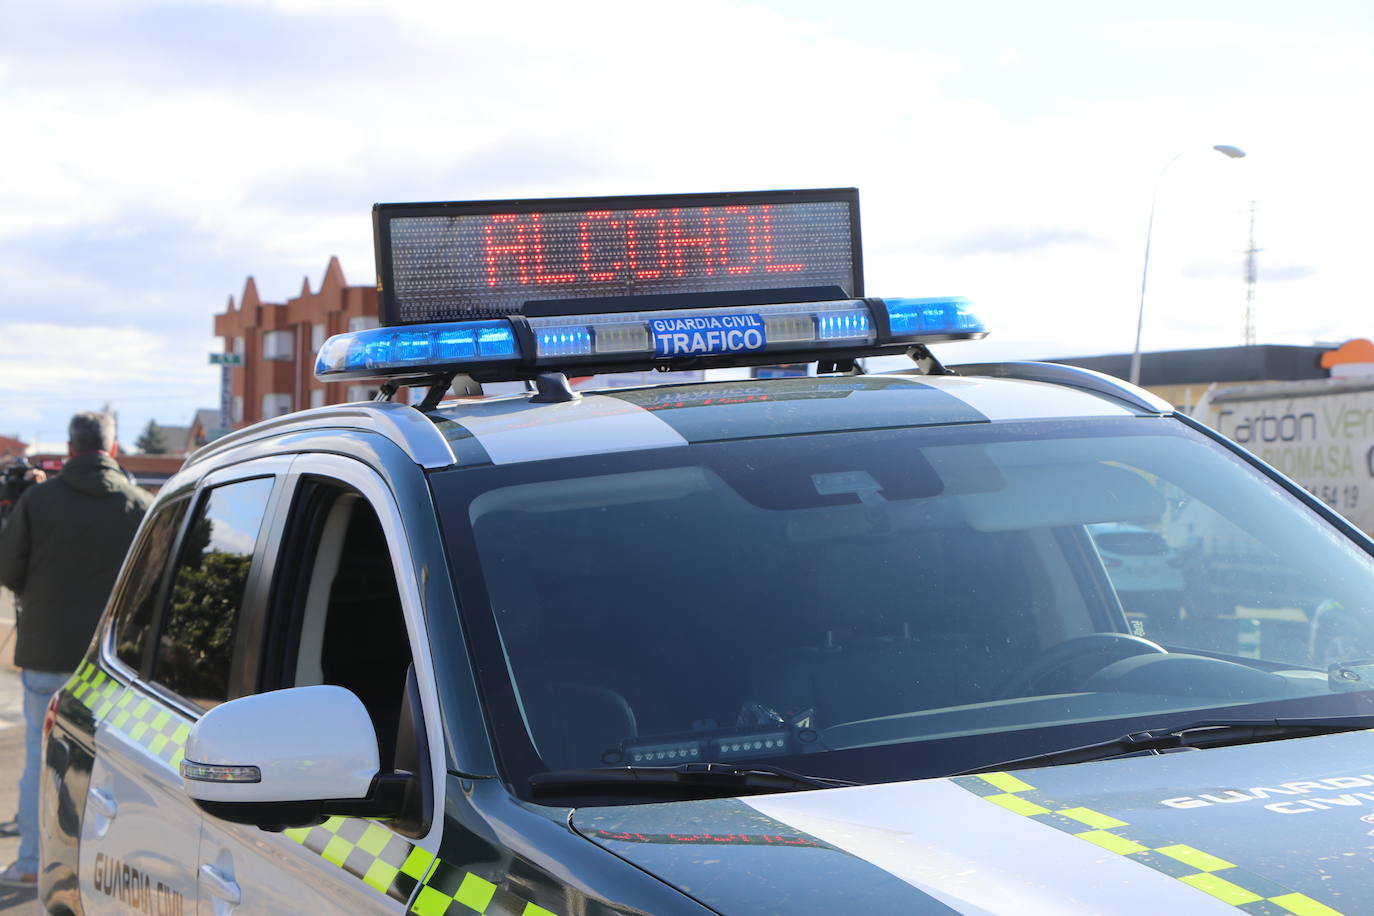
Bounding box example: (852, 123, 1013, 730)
(17, 669, 69, 873)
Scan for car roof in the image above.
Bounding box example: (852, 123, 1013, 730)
(183, 364, 1169, 476)
(424, 372, 1150, 468)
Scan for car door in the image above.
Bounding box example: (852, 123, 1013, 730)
(51, 491, 189, 916)
(81, 461, 284, 915)
(194, 453, 445, 915)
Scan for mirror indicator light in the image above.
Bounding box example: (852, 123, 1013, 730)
(181, 760, 263, 784)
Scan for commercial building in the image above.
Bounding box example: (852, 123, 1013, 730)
(1048, 343, 1338, 413)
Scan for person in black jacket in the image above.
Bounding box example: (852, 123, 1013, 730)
(0, 411, 151, 887)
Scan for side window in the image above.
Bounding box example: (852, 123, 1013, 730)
(285, 483, 413, 761)
(110, 498, 190, 672)
(153, 476, 274, 710)
(265, 477, 427, 837)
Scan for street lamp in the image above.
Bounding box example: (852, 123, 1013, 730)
(1128, 144, 1247, 386)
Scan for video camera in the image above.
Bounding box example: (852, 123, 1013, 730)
(1, 458, 38, 524)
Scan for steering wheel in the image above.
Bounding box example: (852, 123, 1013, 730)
(997, 633, 1167, 699)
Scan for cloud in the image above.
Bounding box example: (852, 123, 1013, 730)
(0, 212, 256, 337)
(0, 2, 409, 93)
(1104, 18, 1374, 57)
(242, 132, 630, 213)
(1182, 260, 1319, 283)
(0, 323, 214, 392)
(934, 226, 1107, 257)
(0, 321, 220, 447)
(1261, 265, 1319, 283)
(207, 519, 259, 556)
(0, 0, 979, 323)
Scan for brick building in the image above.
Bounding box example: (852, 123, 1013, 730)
(213, 257, 383, 428)
(0, 436, 27, 462)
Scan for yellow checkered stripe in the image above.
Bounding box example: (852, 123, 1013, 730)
(67, 660, 193, 771)
(952, 772, 1344, 916)
(67, 661, 562, 915)
(410, 859, 557, 916)
(66, 659, 125, 720)
(283, 816, 436, 904)
(104, 687, 193, 771)
(279, 818, 563, 915)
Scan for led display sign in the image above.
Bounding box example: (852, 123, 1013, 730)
(373, 189, 862, 325)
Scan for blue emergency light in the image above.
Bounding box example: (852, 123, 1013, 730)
(314, 296, 985, 382)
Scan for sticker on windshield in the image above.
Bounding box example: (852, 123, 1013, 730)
(651, 314, 766, 357)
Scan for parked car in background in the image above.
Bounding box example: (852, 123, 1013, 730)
(1087, 522, 1186, 622)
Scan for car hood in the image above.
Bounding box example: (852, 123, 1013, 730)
(572, 730, 1374, 914)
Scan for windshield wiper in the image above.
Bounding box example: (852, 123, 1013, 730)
(529, 762, 857, 797)
(955, 714, 1374, 777)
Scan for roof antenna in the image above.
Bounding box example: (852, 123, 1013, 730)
(908, 344, 954, 376)
(378, 373, 482, 411)
(816, 358, 864, 376)
(419, 374, 482, 410)
(529, 372, 580, 404)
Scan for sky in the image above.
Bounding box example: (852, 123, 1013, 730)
(1, 0, 1371, 451)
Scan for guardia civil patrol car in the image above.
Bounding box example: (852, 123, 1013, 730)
(39, 189, 1374, 915)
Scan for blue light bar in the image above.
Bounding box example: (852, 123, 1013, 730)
(313, 296, 985, 385)
(883, 297, 984, 339)
(526, 299, 875, 364)
(315, 320, 517, 379)
(535, 326, 593, 358)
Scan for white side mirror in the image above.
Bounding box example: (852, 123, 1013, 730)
(182, 685, 379, 805)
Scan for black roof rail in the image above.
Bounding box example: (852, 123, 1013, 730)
(948, 361, 1174, 414)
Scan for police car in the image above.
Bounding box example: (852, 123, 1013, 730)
(38, 189, 1374, 915)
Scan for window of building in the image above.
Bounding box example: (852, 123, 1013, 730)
(233, 336, 245, 356)
(263, 329, 295, 361)
(310, 389, 326, 409)
(110, 498, 190, 672)
(153, 476, 275, 710)
(311, 323, 326, 351)
(348, 315, 379, 332)
(262, 393, 292, 419)
(232, 396, 244, 424)
(347, 385, 377, 403)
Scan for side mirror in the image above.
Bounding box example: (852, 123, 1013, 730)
(181, 685, 397, 830)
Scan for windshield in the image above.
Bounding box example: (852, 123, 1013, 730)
(431, 416, 1374, 802)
